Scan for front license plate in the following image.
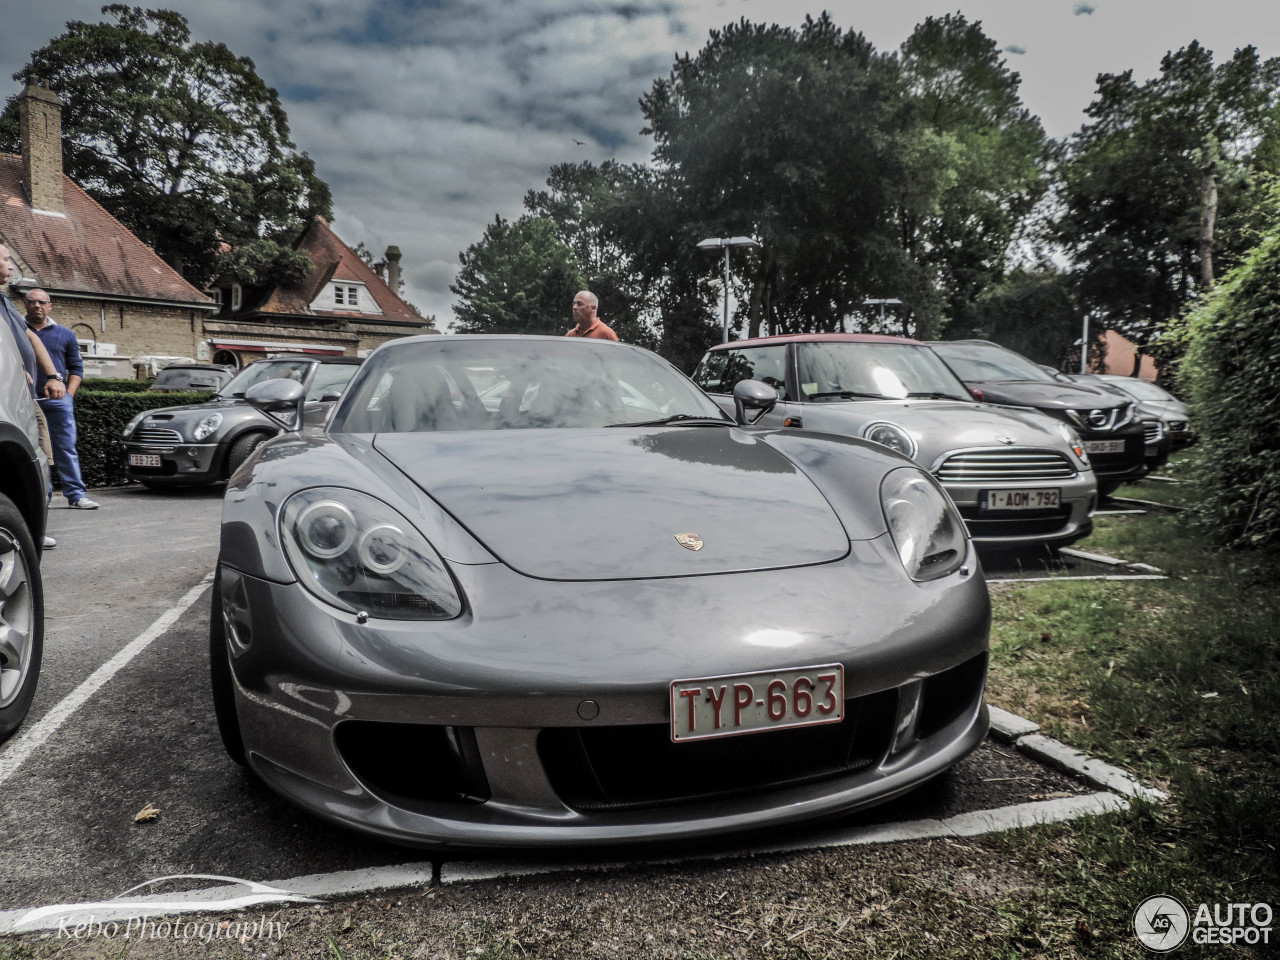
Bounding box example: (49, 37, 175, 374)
(1084, 440, 1126, 454)
(670, 664, 844, 743)
(128, 453, 162, 468)
(980, 487, 1060, 511)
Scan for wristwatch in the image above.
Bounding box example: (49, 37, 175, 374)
(47, 372, 63, 382)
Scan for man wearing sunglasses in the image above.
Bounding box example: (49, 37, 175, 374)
(25, 289, 99, 510)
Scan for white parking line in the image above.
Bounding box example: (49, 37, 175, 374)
(0, 572, 214, 788)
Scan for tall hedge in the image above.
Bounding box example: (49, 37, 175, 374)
(1180, 226, 1280, 551)
(73, 387, 216, 488)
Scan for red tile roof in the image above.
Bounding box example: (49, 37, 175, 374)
(0, 154, 213, 305)
(255, 217, 423, 324)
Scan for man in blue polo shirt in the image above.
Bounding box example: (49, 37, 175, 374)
(25, 288, 100, 510)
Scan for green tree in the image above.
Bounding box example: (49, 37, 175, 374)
(1057, 42, 1280, 359)
(450, 215, 585, 335)
(896, 14, 1053, 337)
(0, 5, 331, 287)
(640, 15, 907, 338)
(955, 267, 1081, 367)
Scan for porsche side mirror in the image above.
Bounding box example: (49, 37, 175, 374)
(246, 378, 306, 430)
(733, 379, 778, 425)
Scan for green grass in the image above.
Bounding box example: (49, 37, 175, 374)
(985, 453, 1280, 952)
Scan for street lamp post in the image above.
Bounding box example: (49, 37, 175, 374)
(697, 236, 761, 343)
(862, 298, 903, 333)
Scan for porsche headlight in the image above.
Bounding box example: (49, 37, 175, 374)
(192, 412, 223, 440)
(1057, 423, 1090, 467)
(863, 421, 918, 460)
(880, 468, 967, 582)
(281, 488, 463, 620)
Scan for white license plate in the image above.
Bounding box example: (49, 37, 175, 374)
(670, 664, 844, 742)
(1084, 440, 1126, 454)
(128, 453, 162, 467)
(981, 488, 1060, 511)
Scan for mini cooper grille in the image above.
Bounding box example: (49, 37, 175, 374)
(935, 451, 1076, 483)
(134, 427, 184, 444)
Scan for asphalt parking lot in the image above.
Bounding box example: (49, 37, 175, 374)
(0, 485, 1162, 933)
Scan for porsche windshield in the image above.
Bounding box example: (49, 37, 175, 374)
(332, 339, 726, 432)
(796, 342, 970, 401)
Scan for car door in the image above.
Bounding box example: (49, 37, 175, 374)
(693, 344, 793, 423)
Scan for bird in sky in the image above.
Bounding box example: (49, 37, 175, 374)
(572, 138, 585, 146)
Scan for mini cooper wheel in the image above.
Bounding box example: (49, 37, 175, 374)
(0, 492, 44, 743)
(226, 432, 271, 478)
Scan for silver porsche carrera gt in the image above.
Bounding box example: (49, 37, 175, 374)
(211, 335, 990, 848)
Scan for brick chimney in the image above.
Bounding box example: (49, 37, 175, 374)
(384, 245, 402, 293)
(18, 83, 65, 214)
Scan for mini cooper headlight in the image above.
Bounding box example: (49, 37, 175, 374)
(281, 488, 463, 620)
(880, 467, 967, 582)
(862, 421, 918, 460)
(192, 412, 223, 440)
(122, 412, 148, 438)
(1057, 423, 1090, 466)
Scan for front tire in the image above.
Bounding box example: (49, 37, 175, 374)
(0, 492, 44, 743)
(209, 570, 247, 766)
(225, 432, 271, 478)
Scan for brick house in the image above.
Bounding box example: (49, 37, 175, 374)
(204, 215, 438, 368)
(0, 83, 216, 372)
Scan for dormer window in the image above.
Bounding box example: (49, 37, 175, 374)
(230, 283, 242, 311)
(333, 284, 359, 307)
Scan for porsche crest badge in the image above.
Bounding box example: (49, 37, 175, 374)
(674, 533, 704, 551)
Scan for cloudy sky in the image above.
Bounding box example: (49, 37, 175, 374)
(2, 0, 1279, 327)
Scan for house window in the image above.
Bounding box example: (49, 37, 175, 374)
(334, 284, 359, 307)
(230, 283, 242, 312)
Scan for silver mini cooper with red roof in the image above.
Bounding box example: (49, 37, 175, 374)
(693, 334, 1098, 551)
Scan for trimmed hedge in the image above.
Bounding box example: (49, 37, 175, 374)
(78, 378, 154, 393)
(1179, 224, 1280, 551)
(74, 387, 217, 488)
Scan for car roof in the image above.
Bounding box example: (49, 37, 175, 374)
(252, 354, 363, 365)
(158, 363, 230, 371)
(707, 333, 925, 351)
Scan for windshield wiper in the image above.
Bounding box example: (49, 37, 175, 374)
(606, 414, 733, 428)
(905, 391, 967, 401)
(808, 390, 884, 400)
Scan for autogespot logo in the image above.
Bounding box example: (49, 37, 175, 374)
(1134, 895, 1190, 952)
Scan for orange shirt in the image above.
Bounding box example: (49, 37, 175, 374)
(565, 319, 619, 341)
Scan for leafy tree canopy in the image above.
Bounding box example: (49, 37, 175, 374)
(0, 4, 332, 287)
(1056, 42, 1280, 347)
(450, 215, 585, 335)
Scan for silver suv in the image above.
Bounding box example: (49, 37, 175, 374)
(0, 323, 49, 742)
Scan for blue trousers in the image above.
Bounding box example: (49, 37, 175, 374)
(38, 396, 87, 504)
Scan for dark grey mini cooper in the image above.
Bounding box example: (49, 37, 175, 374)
(121, 355, 362, 487)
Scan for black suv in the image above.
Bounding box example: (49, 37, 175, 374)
(929, 339, 1147, 495)
(0, 327, 49, 742)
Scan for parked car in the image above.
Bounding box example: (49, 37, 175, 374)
(928, 340, 1148, 495)
(148, 363, 235, 394)
(1071, 373, 1195, 450)
(692, 334, 1097, 551)
(121, 354, 362, 487)
(0, 323, 49, 743)
(210, 335, 991, 847)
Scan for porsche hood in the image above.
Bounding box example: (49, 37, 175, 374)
(373, 427, 870, 581)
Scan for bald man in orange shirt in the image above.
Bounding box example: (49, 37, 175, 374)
(565, 291, 619, 340)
